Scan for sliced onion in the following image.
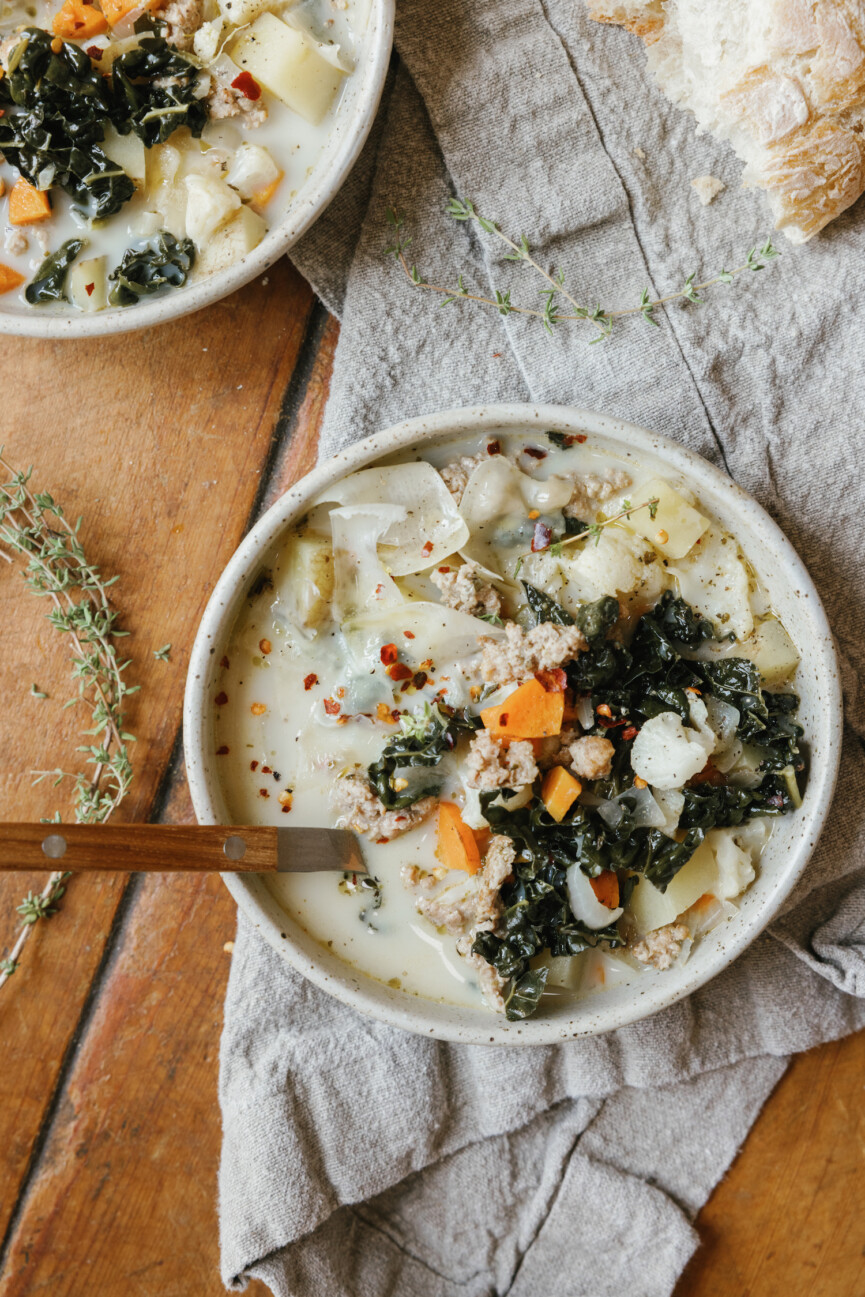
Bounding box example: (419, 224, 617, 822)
(566, 864, 624, 930)
(575, 694, 595, 729)
(704, 695, 740, 749)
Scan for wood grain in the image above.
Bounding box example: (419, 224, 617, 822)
(0, 257, 314, 1252)
(0, 823, 286, 872)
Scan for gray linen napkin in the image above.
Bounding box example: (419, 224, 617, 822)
(219, 3, 865, 1291)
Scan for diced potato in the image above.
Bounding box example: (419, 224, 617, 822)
(545, 954, 583, 990)
(226, 142, 281, 201)
(152, 184, 189, 241)
(67, 256, 108, 313)
(184, 172, 241, 248)
(742, 617, 800, 685)
(229, 13, 347, 124)
(628, 837, 720, 934)
(102, 127, 146, 185)
(194, 204, 266, 275)
(146, 143, 182, 189)
(620, 477, 710, 560)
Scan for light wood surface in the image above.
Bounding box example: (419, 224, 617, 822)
(0, 262, 862, 1296)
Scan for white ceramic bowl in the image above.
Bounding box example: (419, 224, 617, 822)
(184, 404, 842, 1045)
(0, 0, 394, 339)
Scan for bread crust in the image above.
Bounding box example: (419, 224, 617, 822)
(587, 0, 865, 241)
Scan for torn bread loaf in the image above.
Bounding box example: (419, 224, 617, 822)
(586, 0, 865, 243)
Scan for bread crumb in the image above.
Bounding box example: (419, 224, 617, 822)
(691, 175, 725, 206)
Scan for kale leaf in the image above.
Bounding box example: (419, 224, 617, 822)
(110, 35, 208, 147)
(25, 237, 85, 304)
(522, 581, 574, 626)
(503, 967, 549, 1020)
(575, 594, 619, 644)
(108, 233, 196, 306)
(366, 704, 480, 810)
(0, 30, 134, 219)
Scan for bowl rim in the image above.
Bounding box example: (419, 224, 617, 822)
(0, 0, 395, 339)
(183, 403, 843, 1045)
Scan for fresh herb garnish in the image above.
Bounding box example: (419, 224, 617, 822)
(108, 233, 196, 307)
(25, 238, 86, 305)
(386, 202, 780, 342)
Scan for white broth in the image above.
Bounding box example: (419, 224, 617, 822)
(213, 429, 806, 1019)
(0, 0, 363, 315)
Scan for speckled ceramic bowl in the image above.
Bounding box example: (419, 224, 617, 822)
(184, 404, 842, 1045)
(0, 0, 393, 339)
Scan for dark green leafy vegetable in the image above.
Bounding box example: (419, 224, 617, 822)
(575, 594, 619, 644)
(25, 237, 85, 304)
(0, 30, 134, 219)
(522, 581, 574, 626)
(110, 35, 208, 147)
(108, 233, 196, 307)
(503, 967, 548, 1020)
(367, 703, 480, 810)
(0, 28, 206, 224)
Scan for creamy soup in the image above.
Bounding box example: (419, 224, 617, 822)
(0, 0, 363, 315)
(213, 430, 806, 1020)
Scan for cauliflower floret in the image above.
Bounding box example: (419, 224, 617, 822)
(630, 922, 690, 971)
(464, 729, 538, 790)
(630, 701, 713, 790)
(430, 561, 501, 619)
(569, 735, 615, 780)
(478, 621, 585, 686)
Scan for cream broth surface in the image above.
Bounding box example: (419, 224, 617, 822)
(213, 430, 801, 1015)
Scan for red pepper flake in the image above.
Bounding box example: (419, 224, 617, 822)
(250, 760, 259, 771)
(621, 726, 639, 742)
(323, 697, 341, 716)
(259, 638, 272, 654)
(216, 745, 230, 755)
(688, 761, 725, 788)
(391, 708, 401, 722)
(231, 70, 261, 100)
(412, 671, 428, 690)
(220, 655, 230, 670)
(534, 668, 567, 693)
(375, 836, 389, 845)
(524, 445, 547, 459)
(487, 439, 501, 455)
(420, 540, 434, 558)
(259, 788, 270, 798)
(531, 520, 552, 552)
(498, 714, 510, 727)
(380, 643, 399, 665)
(261, 765, 272, 774)
(598, 715, 627, 730)
(403, 630, 416, 639)
(86, 45, 103, 59)
(596, 703, 613, 718)
(420, 658, 434, 671)
(575, 434, 587, 444)
(304, 673, 318, 690)
(85, 283, 95, 297)
(214, 691, 228, 706)
(387, 661, 413, 681)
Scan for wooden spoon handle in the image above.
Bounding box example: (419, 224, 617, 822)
(0, 823, 279, 872)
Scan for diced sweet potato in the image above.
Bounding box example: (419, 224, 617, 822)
(8, 179, 52, 226)
(480, 677, 564, 739)
(52, 0, 108, 40)
(589, 870, 620, 909)
(0, 263, 25, 295)
(100, 0, 155, 26)
(541, 765, 582, 822)
(436, 802, 482, 875)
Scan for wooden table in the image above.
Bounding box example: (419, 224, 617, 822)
(0, 264, 862, 1297)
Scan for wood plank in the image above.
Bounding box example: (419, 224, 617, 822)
(0, 258, 314, 1252)
(676, 1029, 865, 1297)
(0, 301, 331, 1294)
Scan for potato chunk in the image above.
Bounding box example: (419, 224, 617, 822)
(229, 14, 346, 124)
(620, 478, 710, 560)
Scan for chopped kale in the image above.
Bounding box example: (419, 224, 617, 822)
(108, 233, 196, 307)
(0, 29, 135, 219)
(503, 967, 549, 1020)
(366, 703, 480, 810)
(0, 28, 206, 225)
(110, 35, 208, 147)
(522, 581, 574, 627)
(575, 594, 619, 644)
(25, 238, 85, 304)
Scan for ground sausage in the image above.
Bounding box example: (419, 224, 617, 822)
(430, 560, 501, 619)
(331, 772, 435, 841)
(478, 621, 586, 687)
(464, 729, 538, 790)
(568, 735, 615, 780)
(630, 922, 690, 971)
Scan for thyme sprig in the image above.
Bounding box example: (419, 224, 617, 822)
(0, 455, 137, 988)
(514, 496, 660, 577)
(385, 202, 779, 341)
